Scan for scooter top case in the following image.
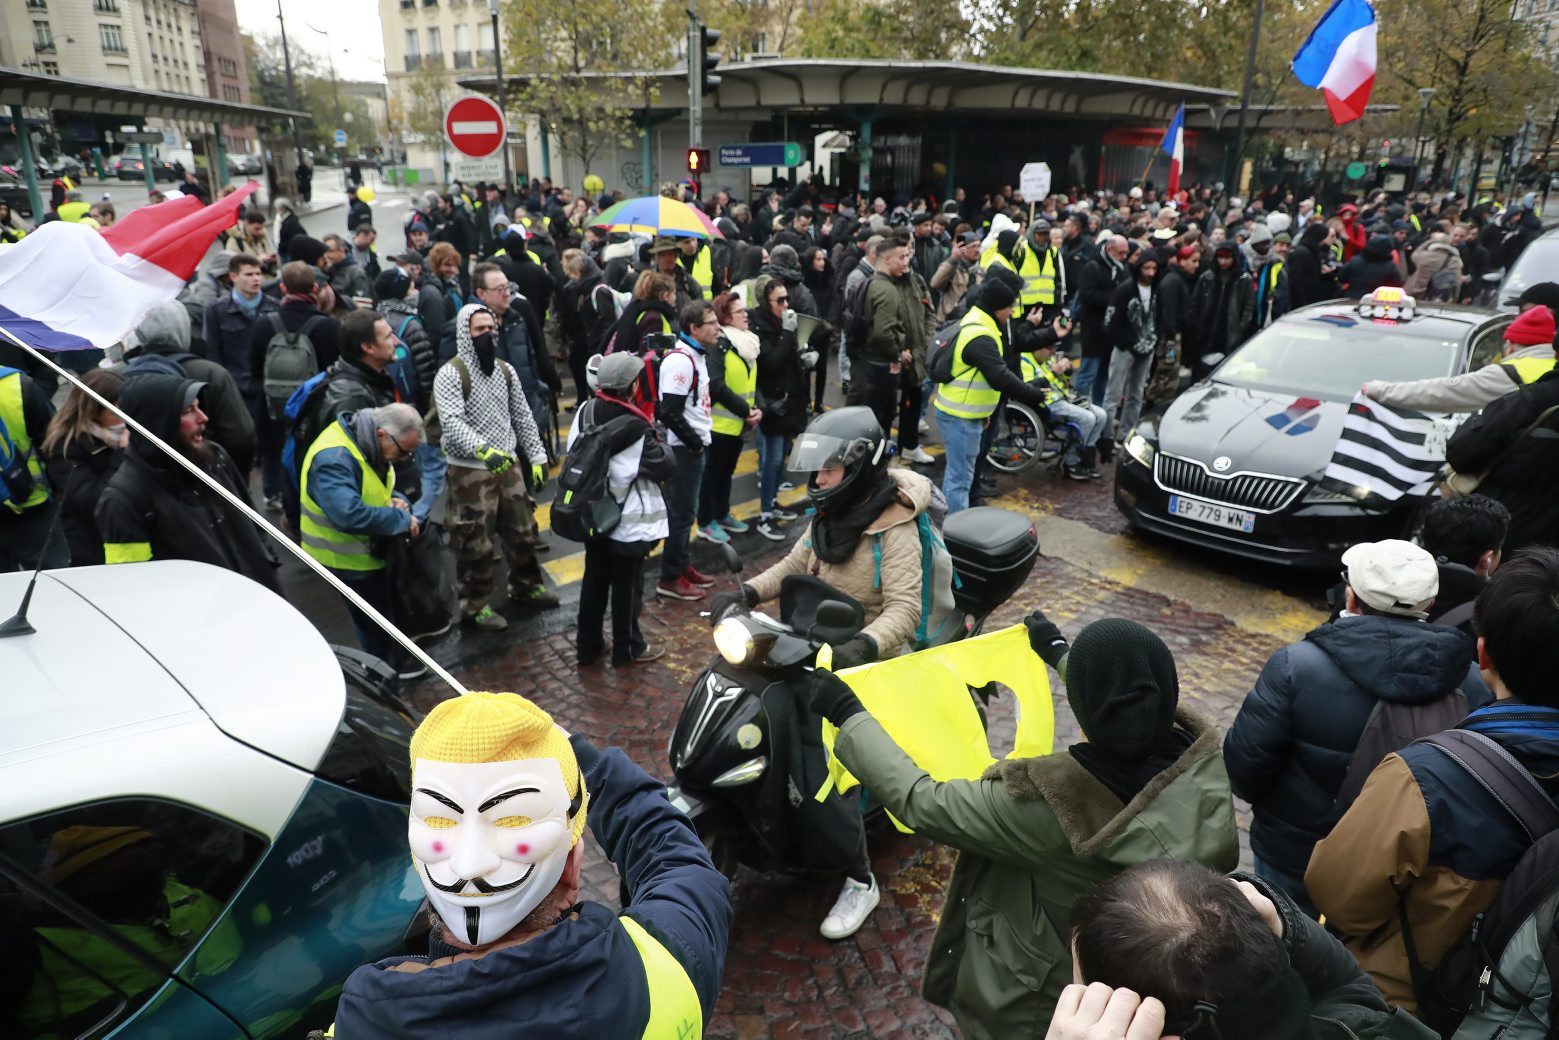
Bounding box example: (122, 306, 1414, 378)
(943, 507, 1040, 618)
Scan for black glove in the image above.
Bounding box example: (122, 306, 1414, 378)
(707, 583, 757, 627)
(829, 633, 878, 671)
(1025, 609, 1070, 670)
(808, 668, 866, 726)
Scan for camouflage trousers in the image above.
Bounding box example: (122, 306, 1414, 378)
(446, 463, 545, 618)
(1146, 336, 1183, 404)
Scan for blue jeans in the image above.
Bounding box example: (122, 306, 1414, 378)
(938, 411, 985, 514)
(1253, 854, 1320, 920)
(660, 444, 704, 582)
(757, 430, 787, 512)
(1073, 356, 1108, 405)
(412, 441, 447, 525)
(1047, 398, 1107, 465)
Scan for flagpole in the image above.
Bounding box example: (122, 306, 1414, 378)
(0, 325, 471, 698)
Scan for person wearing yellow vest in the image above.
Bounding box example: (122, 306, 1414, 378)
(679, 236, 718, 300)
(934, 278, 1052, 513)
(0, 364, 62, 570)
(300, 404, 423, 672)
(698, 291, 762, 541)
(1366, 303, 1557, 413)
(1022, 219, 1064, 315)
(55, 190, 91, 224)
(321, 691, 732, 1040)
(95, 372, 280, 592)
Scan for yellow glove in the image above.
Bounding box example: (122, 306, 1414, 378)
(531, 462, 548, 490)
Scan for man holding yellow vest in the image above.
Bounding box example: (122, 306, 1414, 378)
(299, 403, 423, 670)
(934, 278, 1052, 513)
(324, 691, 732, 1040)
(1365, 303, 1556, 413)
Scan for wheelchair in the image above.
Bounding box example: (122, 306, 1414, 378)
(984, 397, 1083, 477)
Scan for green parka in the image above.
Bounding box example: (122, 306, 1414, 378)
(832, 707, 1239, 1040)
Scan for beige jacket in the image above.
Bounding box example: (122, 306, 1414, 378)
(747, 469, 931, 656)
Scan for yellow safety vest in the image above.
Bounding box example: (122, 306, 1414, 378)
(1020, 248, 1059, 307)
(493, 246, 544, 265)
(0, 369, 48, 514)
(690, 244, 714, 300)
(1502, 355, 1557, 384)
(711, 344, 756, 436)
(982, 248, 1016, 277)
(1034, 359, 1071, 407)
(57, 200, 90, 223)
(935, 307, 1005, 421)
(299, 420, 395, 572)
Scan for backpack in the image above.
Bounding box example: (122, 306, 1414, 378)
(551, 398, 647, 543)
(927, 320, 963, 384)
(591, 282, 631, 323)
(1330, 693, 1471, 824)
(1398, 729, 1559, 1038)
(422, 355, 515, 447)
(1429, 265, 1460, 302)
(0, 368, 39, 509)
(870, 509, 961, 650)
(842, 272, 874, 348)
(262, 313, 324, 420)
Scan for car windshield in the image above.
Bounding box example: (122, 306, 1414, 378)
(1501, 239, 1559, 303)
(1214, 314, 1462, 402)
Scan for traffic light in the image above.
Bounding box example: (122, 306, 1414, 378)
(698, 24, 722, 94)
(687, 148, 710, 177)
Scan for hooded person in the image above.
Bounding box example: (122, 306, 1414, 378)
(600, 232, 638, 293)
(760, 243, 819, 317)
(807, 614, 1239, 1038)
(374, 267, 437, 411)
(1340, 234, 1405, 300)
(323, 692, 732, 1039)
(95, 372, 280, 592)
(1190, 240, 1255, 373)
(494, 226, 553, 324)
(122, 301, 256, 474)
(288, 235, 330, 272)
(1286, 222, 1335, 308)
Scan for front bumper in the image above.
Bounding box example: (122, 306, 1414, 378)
(1113, 453, 1419, 569)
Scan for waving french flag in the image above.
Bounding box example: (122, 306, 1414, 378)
(0, 182, 257, 352)
(1292, 0, 1377, 125)
(1159, 104, 1185, 197)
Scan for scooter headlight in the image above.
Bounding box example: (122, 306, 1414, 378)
(713, 617, 774, 667)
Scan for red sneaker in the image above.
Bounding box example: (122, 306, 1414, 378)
(684, 565, 717, 589)
(656, 576, 707, 602)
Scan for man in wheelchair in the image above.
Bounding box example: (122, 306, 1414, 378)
(1022, 348, 1108, 480)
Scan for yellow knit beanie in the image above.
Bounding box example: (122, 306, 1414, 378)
(409, 692, 588, 845)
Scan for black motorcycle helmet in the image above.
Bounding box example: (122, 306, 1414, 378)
(787, 406, 889, 513)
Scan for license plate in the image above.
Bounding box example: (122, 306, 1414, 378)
(1169, 494, 1255, 533)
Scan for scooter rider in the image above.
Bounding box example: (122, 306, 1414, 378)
(708, 405, 938, 940)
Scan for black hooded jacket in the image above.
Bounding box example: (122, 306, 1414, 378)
(1446, 369, 1559, 553)
(45, 434, 123, 567)
(1287, 223, 1334, 307)
(96, 374, 280, 593)
(495, 231, 555, 323)
(1223, 615, 1488, 880)
(1340, 235, 1404, 300)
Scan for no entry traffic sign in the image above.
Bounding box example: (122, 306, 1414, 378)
(444, 95, 505, 159)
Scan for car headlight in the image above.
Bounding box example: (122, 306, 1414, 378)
(1124, 429, 1157, 467)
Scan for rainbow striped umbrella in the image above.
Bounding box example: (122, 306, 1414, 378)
(589, 195, 723, 239)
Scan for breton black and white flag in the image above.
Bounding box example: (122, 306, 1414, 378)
(1321, 393, 1445, 504)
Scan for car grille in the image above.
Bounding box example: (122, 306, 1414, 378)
(1154, 453, 1306, 513)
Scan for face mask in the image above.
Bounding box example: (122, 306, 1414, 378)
(409, 756, 580, 947)
(472, 331, 497, 373)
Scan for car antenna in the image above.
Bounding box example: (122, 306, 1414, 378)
(0, 516, 63, 638)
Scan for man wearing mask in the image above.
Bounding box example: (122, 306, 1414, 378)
(96, 373, 279, 592)
(435, 303, 557, 632)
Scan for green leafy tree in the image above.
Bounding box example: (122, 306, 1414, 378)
(795, 0, 970, 59)
(244, 33, 378, 156)
(499, 0, 677, 180)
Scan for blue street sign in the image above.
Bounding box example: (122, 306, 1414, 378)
(334, 128, 348, 147)
(717, 141, 803, 168)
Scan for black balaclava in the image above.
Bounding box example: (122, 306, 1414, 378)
(1064, 619, 1182, 799)
(473, 331, 498, 376)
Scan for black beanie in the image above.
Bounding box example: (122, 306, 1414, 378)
(289, 235, 327, 268)
(976, 276, 1019, 313)
(1064, 619, 1178, 762)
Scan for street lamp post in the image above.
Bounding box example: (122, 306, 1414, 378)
(275, 0, 307, 187)
(1231, 0, 1266, 194)
(306, 22, 347, 189)
(1414, 87, 1436, 181)
(489, 0, 513, 195)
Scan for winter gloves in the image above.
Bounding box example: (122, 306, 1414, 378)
(476, 444, 514, 475)
(707, 584, 758, 627)
(1025, 609, 1070, 670)
(808, 668, 866, 726)
(828, 633, 878, 671)
(531, 463, 548, 490)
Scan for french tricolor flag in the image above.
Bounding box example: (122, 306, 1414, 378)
(0, 182, 257, 352)
(1159, 104, 1185, 197)
(1292, 0, 1377, 125)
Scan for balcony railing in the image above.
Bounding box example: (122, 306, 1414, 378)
(404, 53, 422, 70)
(94, 0, 119, 11)
(452, 50, 472, 68)
(475, 48, 494, 66)
(34, 40, 56, 53)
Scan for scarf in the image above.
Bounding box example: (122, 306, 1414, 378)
(1070, 726, 1193, 803)
(810, 472, 900, 566)
(351, 409, 388, 474)
(233, 288, 263, 317)
(720, 325, 760, 364)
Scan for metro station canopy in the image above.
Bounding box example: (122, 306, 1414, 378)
(0, 65, 309, 127)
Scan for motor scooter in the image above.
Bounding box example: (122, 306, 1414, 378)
(665, 506, 1041, 877)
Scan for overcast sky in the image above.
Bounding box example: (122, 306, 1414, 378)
(233, 0, 387, 83)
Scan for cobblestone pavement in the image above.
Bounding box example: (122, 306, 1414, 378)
(383, 449, 1335, 1040)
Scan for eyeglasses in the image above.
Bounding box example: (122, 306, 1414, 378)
(773, 295, 789, 303)
(388, 431, 416, 456)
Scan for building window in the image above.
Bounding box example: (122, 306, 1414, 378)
(94, 0, 118, 11)
(100, 23, 126, 53)
(41, 60, 59, 75)
(426, 26, 441, 60)
(25, 0, 45, 9)
(33, 19, 53, 49)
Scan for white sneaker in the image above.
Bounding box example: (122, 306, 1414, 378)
(902, 446, 935, 465)
(820, 875, 880, 940)
(918, 419, 930, 435)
